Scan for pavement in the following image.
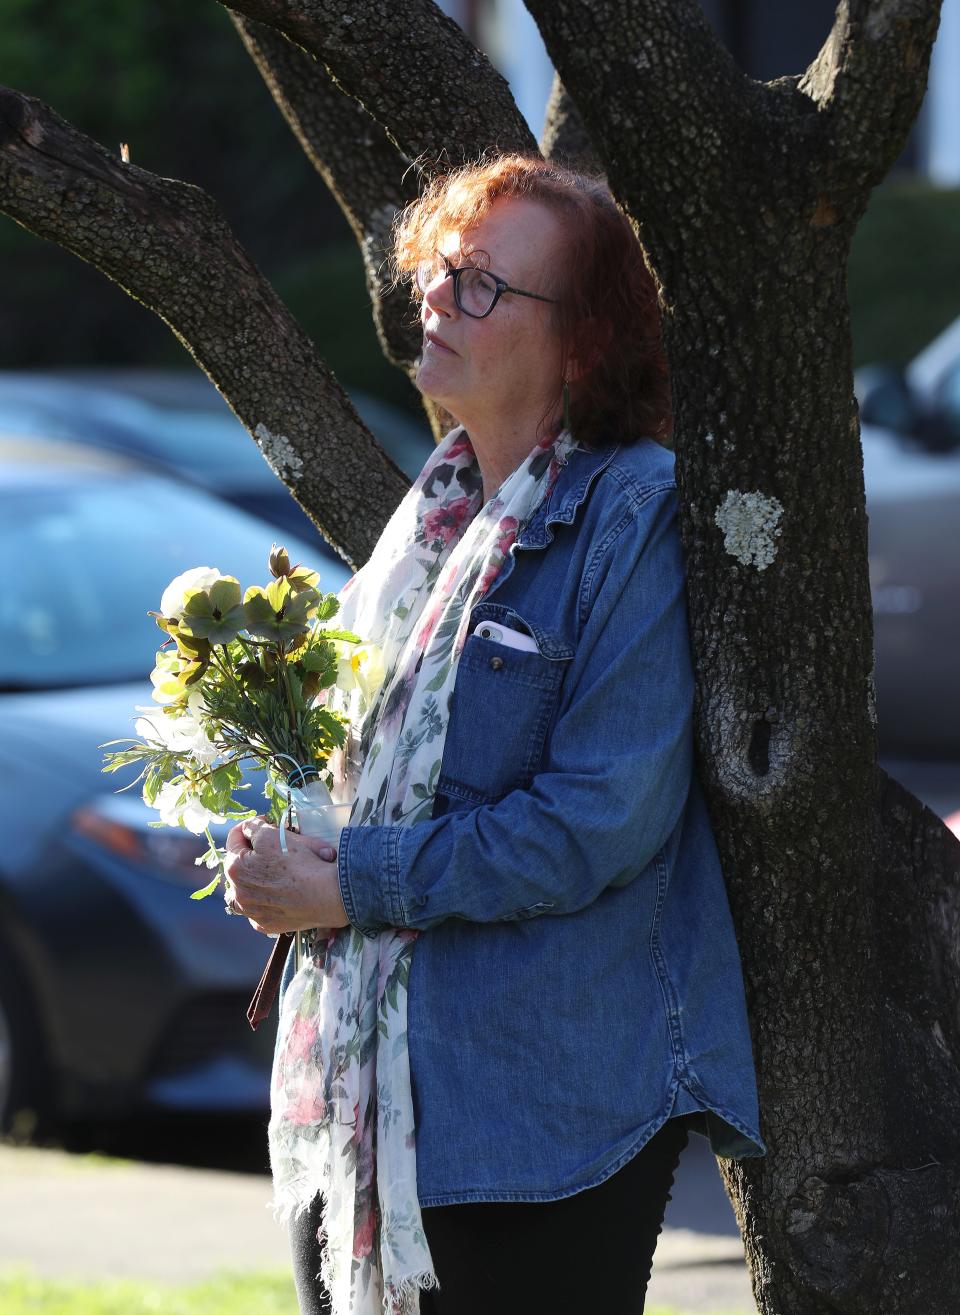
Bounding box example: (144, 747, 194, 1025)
(0, 1131, 754, 1312)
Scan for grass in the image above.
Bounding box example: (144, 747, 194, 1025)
(0, 1269, 748, 1315)
(0, 1270, 299, 1315)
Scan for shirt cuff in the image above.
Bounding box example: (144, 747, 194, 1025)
(337, 824, 404, 938)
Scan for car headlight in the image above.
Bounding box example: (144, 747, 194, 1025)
(71, 797, 216, 883)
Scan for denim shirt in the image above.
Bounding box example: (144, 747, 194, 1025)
(335, 436, 766, 1206)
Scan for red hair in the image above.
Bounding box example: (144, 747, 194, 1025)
(392, 154, 672, 447)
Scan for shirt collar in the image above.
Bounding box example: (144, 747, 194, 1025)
(516, 442, 620, 550)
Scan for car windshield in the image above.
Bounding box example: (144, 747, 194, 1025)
(1, 472, 350, 690)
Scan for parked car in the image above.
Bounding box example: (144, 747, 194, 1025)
(0, 433, 350, 1134)
(864, 424, 960, 822)
(857, 312, 960, 454)
(0, 367, 433, 564)
(856, 314, 960, 830)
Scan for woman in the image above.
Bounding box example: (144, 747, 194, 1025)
(224, 155, 765, 1315)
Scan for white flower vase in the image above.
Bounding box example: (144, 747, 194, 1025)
(286, 778, 354, 971)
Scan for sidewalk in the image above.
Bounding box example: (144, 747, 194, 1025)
(0, 1136, 754, 1311)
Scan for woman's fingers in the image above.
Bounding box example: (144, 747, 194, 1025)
(219, 816, 348, 934)
(225, 820, 255, 855)
(241, 818, 337, 866)
(298, 833, 338, 864)
(223, 844, 250, 882)
(240, 815, 273, 844)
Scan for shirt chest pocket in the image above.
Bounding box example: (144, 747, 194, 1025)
(436, 632, 569, 808)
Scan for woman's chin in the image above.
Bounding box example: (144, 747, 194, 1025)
(414, 368, 460, 416)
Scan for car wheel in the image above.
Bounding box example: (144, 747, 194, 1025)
(0, 933, 50, 1139)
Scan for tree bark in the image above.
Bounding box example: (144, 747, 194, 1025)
(525, 0, 957, 1310)
(539, 74, 602, 174)
(0, 84, 407, 569)
(219, 0, 537, 167)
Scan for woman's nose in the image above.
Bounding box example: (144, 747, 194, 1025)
(423, 269, 456, 319)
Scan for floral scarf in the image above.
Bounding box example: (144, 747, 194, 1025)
(268, 423, 576, 1314)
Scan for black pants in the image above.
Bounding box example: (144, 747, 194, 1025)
(289, 1116, 690, 1315)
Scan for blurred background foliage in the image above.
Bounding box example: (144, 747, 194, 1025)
(849, 183, 960, 367)
(0, 1, 420, 413)
(1, 0, 957, 394)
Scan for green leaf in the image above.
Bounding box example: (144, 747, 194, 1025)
(142, 770, 163, 806)
(100, 749, 142, 773)
(314, 595, 340, 622)
(190, 874, 221, 899)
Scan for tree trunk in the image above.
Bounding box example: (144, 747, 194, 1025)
(2, 2, 958, 1309)
(525, 0, 959, 1309)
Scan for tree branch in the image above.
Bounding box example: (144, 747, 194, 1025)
(228, 13, 423, 373)
(523, 0, 750, 228)
(538, 74, 603, 175)
(0, 86, 408, 569)
(797, 0, 943, 188)
(220, 0, 537, 168)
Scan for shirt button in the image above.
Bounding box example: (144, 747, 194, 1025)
(489, 656, 504, 671)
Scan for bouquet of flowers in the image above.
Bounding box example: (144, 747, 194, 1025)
(101, 544, 378, 900)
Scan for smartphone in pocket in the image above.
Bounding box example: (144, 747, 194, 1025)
(475, 622, 539, 653)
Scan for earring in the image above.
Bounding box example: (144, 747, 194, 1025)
(562, 379, 571, 435)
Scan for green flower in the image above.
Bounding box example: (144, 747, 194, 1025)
(268, 543, 322, 598)
(178, 576, 245, 645)
(173, 630, 212, 663)
(243, 577, 320, 643)
(149, 648, 209, 703)
(268, 543, 292, 578)
(145, 613, 211, 664)
(287, 565, 321, 596)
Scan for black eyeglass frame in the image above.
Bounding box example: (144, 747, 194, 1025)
(417, 252, 558, 319)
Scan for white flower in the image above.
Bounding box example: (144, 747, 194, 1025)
(151, 780, 229, 835)
(334, 642, 385, 708)
(160, 566, 221, 621)
(135, 709, 168, 745)
(134, 700, 219, 766)
(352, 644, 385, 708)
(180, 795, 229, 835)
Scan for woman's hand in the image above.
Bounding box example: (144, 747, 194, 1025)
(223, 815, 350, 937)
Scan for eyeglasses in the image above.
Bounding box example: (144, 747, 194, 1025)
(415, 252, 557, 319)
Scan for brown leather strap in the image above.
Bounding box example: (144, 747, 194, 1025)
(247, 932, 293, 1030)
